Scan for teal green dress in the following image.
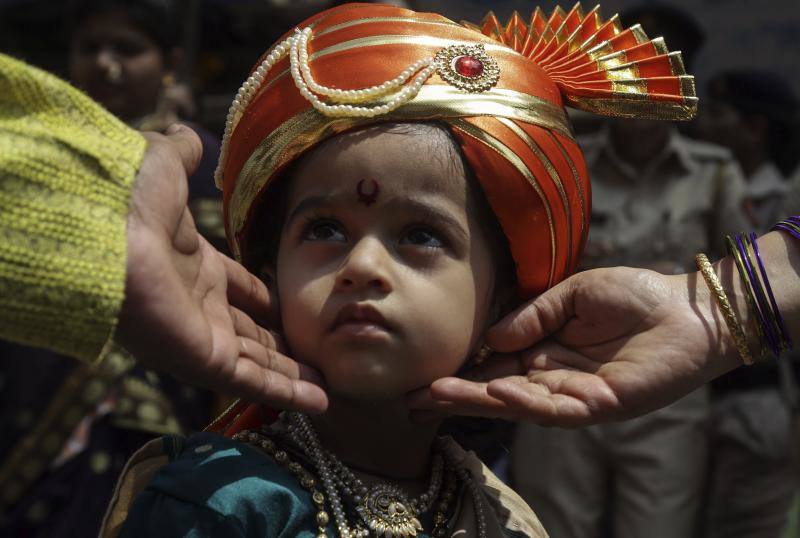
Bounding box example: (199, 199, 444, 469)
(111, 432, 546, 537)
(118, 433, 436, 537)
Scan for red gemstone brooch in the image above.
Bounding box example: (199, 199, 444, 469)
(434, 43, 500, 93)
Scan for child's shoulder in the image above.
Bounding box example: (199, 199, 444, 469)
(143, 431, 309, 505)
(103, 432, 322, 538)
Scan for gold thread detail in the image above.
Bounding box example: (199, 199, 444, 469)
(629, 24, 649, 44)
(228, 85, 573, 257)
(546, 130, 585, 237)
(596, 50, 628, 71)
(309, 34, 521, 61)
(564, 95, 698, 120)
(450, 118, 556, 288)
(679, 75, 696, 98)
(667, 51, 686, 75)
(496, 117, 572, 272)
(651, 37, 669, 55)
(315, 16, 461, 38)
(610, 79, 648, 95)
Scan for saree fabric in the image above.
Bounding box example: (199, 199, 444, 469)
(218, 3, 697, 297)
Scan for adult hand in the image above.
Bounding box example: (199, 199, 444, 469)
(409, 266, 743, 426)
(116, 125, 328, 413)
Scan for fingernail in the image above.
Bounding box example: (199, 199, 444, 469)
(165, 123, 184, 135)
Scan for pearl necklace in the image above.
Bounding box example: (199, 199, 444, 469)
(214, 25, 436, 188)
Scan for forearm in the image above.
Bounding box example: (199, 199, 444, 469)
(0, 54, 146, 363)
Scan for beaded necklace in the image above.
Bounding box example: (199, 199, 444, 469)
(232, 412, 489, 537)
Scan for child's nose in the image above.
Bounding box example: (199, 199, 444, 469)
(334, 237, 393, 294)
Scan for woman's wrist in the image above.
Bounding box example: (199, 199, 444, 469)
(685, 229, 800, 375)
(672, 260, 750, 379)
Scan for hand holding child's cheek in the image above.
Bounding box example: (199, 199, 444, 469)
(116, 126, 328, 413)
(409, 267, 742, 427)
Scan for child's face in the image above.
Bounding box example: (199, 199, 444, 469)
(275, 125, 497, 401)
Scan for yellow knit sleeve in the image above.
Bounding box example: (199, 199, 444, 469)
(0, 53, 147, 363)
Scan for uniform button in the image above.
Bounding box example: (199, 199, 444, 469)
(194, 444, 214, 454)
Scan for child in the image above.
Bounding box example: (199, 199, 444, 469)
(101, 3, 696, 537)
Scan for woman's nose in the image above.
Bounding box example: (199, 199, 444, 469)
(334, 236, 393, 294)
(96, 49, 122, 83)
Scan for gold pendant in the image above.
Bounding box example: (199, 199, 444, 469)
(355, 484, 424, 537)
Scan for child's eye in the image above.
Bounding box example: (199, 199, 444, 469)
(400, 227, 445, 248)
(303, 219, 346, 242)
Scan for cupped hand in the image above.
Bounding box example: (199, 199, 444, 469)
(409, 266, 742, 426)
(115, 125, 328, 413)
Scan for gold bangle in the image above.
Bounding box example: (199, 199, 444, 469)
(695, 253, 754, 366)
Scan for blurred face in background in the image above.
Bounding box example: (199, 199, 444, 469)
(69, 7, 169, 123)
(696, 100, 759, 161)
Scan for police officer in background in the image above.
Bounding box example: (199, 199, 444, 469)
(695, 69, 800, 538)
(510, 6, 749, 538)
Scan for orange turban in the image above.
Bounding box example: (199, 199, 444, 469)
(216, 2, 696, 299)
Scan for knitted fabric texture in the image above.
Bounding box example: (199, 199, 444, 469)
(0, 53, 146, 363)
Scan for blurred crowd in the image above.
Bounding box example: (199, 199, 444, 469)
(1, 1, 799, 537)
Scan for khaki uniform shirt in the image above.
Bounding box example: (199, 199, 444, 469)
(580, 127, 749, 273)
(743, 161, 789, 233)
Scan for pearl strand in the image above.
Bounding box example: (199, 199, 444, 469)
(215, 25, 438, 188)
(213, 36, 292, 187)
(289, 27, 436, 118)
(296, 27, 430, 104)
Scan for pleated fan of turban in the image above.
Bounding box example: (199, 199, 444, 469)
(216, 2, 697, 299)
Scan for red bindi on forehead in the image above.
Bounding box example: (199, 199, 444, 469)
(356, 179, 380, 207)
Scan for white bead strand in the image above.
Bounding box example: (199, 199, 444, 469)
(216, 25, 438, 188)
(214, 37, 292, 187)
(296, 27, 430, 104)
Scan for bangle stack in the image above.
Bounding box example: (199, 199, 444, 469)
(725, 232, 793, 360)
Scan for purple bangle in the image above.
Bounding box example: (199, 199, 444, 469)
(736, 233, 780, 356)
(772, 217, 800, 241)
(750, 232, 793, 351)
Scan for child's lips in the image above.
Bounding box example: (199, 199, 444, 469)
(330, 303, 394, 336)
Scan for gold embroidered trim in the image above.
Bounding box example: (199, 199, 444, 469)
(450, 118, 556, 288)
(308, 34, 521, 61)
(546, 131, 585, 237)
(497, 117, 572, 272)
(228, 85, 572, 256)
(564, 95, 698, 120)
(315, 16, 461, 38)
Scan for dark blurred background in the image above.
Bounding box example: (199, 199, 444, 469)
(3, 0, 798, 137)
